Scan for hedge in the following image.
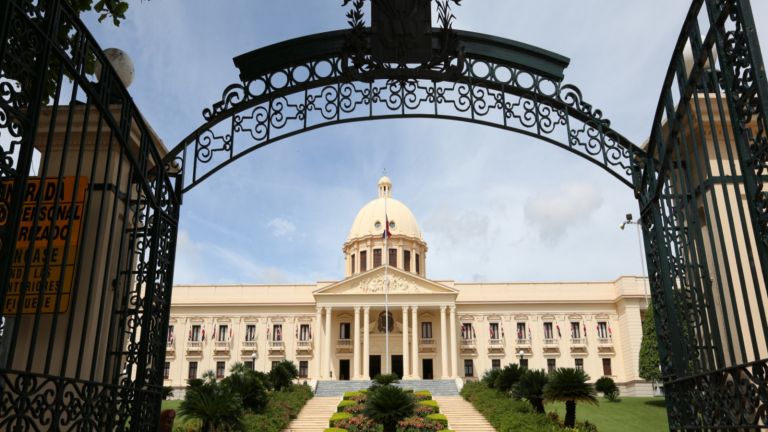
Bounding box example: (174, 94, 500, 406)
(337, 400, 357, 412)
(241, 384, 313, 432)
(419, 400, 440, 413)
(414, 390, 432, 400)
(324, 429, 348, 432)
(343, 391, 363, 400)
(329, 412, 353, 427)
(460, 381, 564, 432)
(426, 413, 448, 427)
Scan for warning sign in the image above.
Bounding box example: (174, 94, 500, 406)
(0, 177, 88, 314)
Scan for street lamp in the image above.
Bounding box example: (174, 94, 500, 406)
(251, 351, 256, 370)
(518, 349, 525, 368)
(620, 213, 649, 307)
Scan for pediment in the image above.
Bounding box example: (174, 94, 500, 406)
(314, 266, 457, 296)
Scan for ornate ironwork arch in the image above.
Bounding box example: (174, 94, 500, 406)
(165, 29, 645, 193)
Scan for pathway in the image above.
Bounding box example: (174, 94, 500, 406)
(435, 395, 496, 432)
(283, 396, 339, 432)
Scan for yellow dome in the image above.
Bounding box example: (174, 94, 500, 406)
(347, 178, 423, 241)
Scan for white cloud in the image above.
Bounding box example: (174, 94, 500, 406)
(266, 217, 297, 238)
(524, 182, 604, 246)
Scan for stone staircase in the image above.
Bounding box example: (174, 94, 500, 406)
(314, 379, 459, 396)
(435, 396, 496, 432)
(283, 396, 340, 432)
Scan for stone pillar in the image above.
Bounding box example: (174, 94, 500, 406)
(402, 306, 410, 379)
(325, 306, 333, 379)
(363, 307, 371, 379)
(440, 306, 449, 379)
(450, 306, 458, 378)
(353, 306, 361, 379)
(316, 307, 323, 379)
(411, 306, 419, 379)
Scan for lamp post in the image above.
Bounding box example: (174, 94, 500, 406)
(251, 351, 256, 370)
(620, 213, 649, 307)
(518, 349, 525, 368)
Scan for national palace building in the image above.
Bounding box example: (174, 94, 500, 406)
(164, 177, 652, 396)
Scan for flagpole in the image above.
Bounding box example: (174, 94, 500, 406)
(384, 192, 390, 376)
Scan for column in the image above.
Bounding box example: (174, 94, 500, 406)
(353, 306, 361, 379)
(449, 305, 458, 378)
(440, 306, 449, 379)
(316, 307, 323, 379)
(402, 306, 410, 379)
(363, 307, 371, 379)
(411, 306, 419, 379)
(325, 306, 333, 379)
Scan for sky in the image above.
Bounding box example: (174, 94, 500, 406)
(83, 1, 768, 285)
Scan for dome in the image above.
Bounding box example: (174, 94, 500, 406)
(347, 177, 423, 241)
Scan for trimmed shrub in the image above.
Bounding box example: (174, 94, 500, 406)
(461, 381, 563, 432)
(344, 391, 364, 400)
(334, 415, 382, 432)
(338, 400, 357, 412)
(482, 368, 503, 389)
(243, 384, 313, 432)
(418, 400, 439, 413)
(414, 404, 436, 417)
(414, 390, 432, 401)
(330, 412, 353, 427)
(594, 376, 620, 402)
(397, 415, 444, 432)
(324, 429, 348, 432)
(373, 373, 400, 386)
(425, 413, 448, 427)
(364, 385, 415, 432)
(495, 364, 524, 393)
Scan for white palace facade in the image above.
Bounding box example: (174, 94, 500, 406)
(164, 177, 652, 396)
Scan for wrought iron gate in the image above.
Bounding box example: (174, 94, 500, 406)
(1, 0, 767, 430)
(637, 0, 768, 428)
(0, 0, 180, 430)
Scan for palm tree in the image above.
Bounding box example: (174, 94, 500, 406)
(223, 362, 268, 412)
(363, 385, 415, 432)
(543, 368, 598, 428)
(495, 363, 523, 393)
(513, 369, 549, 413)
(179, 371, 244, 432)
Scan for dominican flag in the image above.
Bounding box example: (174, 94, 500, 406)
(583, 323, 587, 336)
(229, 328, 233, 341)
(556, 324, 561, 338)
(201, 328, 205, 341)
(382, 215, 392, 239)
(608, 325, 613, 337)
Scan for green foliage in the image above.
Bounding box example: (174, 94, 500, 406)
(364, 385, 416, 432)
(495, 363, 524, 393)
(639, 307, 662, 383)
(397, 415, 444, 431)
(414, 390, 432, 400)
(418, 400, 439, 413)
(269, 360, 299, 391)
(324, 429, 349, 432)
(344, 391, 364, 400)
(334, 415, 382, 432)
(482, 368, 503, 389)
(543, 368, 598, 428)
(514, 369, 549, 414)
(242, 384, 312, 432)
(425, 413, 447, 426)
(594, 377, 620, 402)
(178, 372, 244, 432)
(222, 362, 269, 413)
(373, 373, 400, 386)
(338, 400, 358, 412)
(330, 412, 354, 427)
(163, 386, 175, 400)
(461, 381, 564, 432)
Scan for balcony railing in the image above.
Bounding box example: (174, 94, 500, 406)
(166, 340, 175, 350)
(186, 340, 203, 351)
(420, 338, 435, 352)
(296, 339, 313, 352)
(488, 338, 505, 353)
(242, 339, 258, 349)
(543, 338, 558, 345)
(515, 338, 531, 346)
(336, 338, 353, 352)
(598, 337, 613, 345)
(268, 340, 284, 352)
(570, 338, 587, 346)
(214, 340, 230, 351)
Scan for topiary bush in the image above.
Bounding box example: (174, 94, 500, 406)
(425, 413, 448, 427)
(344, 391, 364, 400)
(461, 381, 564, 431)
(397, 415, 444, 431)
(414, 390, 432, 401)
(364, 385, 415, 432)
(324, 429, 348, 432)
(334, 415, 382, 432)
(338, 400, 357, 412)
(594, 376, 620, 402)
(418, 400, 439, 413)
(330, 412, 353, 427)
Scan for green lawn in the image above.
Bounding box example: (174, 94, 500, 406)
(546, 397, 668, 432)
(160, 399, 185, 429)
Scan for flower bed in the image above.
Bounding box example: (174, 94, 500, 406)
(327, 389, 451, 432)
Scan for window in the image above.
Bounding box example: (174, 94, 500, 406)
(188, 361, 198, 380)
(245, 360, 254, 370)
(461, 323, 475, 340)
(299, 324, 311, 341)
(388, 248, 397, 267)
(190, 325, 201, 341)
(415, 253, 421, 274)
(164, 362, 170, 379)
(520, 358, 528, 369)
(245, 324, 256, 341)
(597, 322, 610, 339)
(516, 322, 527, 340)
(216, 361, 226, 379)
(167, 325, 174, 342)
(492, 359, 501, 370)
(570, 322, 581, 339)
(272, 324, 282, 342)
(543, 322, 554, 339)
(489, 322, 500, 340)
(271, 361, 280, 370)
(339, 322, 351, 340)
(602, 358, 612, 376)
(575, 358, 584, 371)
(464, 359, 474, 377)
(299, 361, 309, 378)
(547, 359, 556, 373)
(351, 254, 355, 274)
(360, 251, 367, 272)
(218, 324, 228, 342)
(403, 250, 411, 272)
(373, 248, 382, 267)
(421, 322, 433, 339)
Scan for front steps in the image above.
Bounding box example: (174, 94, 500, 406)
(315, 379, 459, 396)
(283, 396, 340, 432)
(435, 396, 496, 432)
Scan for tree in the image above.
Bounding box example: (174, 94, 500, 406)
(513, 369, 548, 413)
(594, 376, 620, 402)
(223, 362, 268, 412)
(481, 368, 502, 389)
(178, 371, 244, 432)
(495, 363, 523, 393)
(269, 360, 298, 391)
(364, 385, 416, 432)
(543, 368, 598, 428)
(639, 306, 662, 384)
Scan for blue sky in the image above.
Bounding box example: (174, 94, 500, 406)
(84, 1, 768, 285)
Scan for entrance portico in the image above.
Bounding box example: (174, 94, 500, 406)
(314, 265, 459, 380)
